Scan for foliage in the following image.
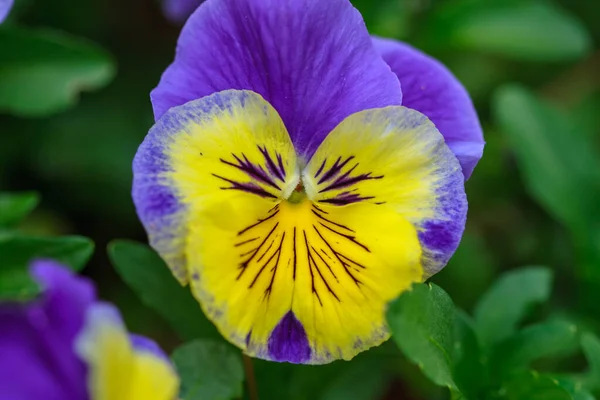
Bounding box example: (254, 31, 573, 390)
(1, 0, 600, 398)
(388, 269, 598, 399)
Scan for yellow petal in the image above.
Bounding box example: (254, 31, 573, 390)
(76, 304, 179, 400)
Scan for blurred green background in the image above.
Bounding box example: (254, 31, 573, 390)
(1, 0, 599, 398)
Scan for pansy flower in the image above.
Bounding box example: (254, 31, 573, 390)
(134, 0, 483, 364)
(0, 260, 179, 399)
(0, 0, 13, 23)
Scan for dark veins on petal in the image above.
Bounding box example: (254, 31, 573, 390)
(212, 145, 287, 198)
(235, 204, 369, 307)
(314, 156, 383, 205)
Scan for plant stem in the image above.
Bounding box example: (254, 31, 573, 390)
(242, 353, 260, 400)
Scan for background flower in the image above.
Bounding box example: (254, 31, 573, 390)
(0, 0, 13, 23)
(0, 260, 179, 400)
(0, 260, 93, 400)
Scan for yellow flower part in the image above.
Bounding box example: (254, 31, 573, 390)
(75, 304, 180, 400)
(133, 90, 467, 364)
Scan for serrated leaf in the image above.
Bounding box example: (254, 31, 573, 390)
(491, 319, 579, 377)
(387, 283, 458, 391)
(0, 27, 115, 116)
(108, 240, 220, 341)
(474, 266, 552, 347)
(171, 340, 244, 400)
(0, 233, 93, 299)
(493, 85, 600, 233)
(0, 191, 39, 227)
(445, 1, 591, 61)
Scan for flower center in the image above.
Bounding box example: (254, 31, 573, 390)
(287, 181, 307, 204)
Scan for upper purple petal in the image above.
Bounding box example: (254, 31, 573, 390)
(162, 0, 203, 23)
(373, 37, 484, 180)
(151, 0, 402, 159)
(0, 0, 13, 23)
(0, 260, 94, 400)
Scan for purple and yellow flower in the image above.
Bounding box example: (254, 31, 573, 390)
(0, 260, 179, 400)
(0, 0, 13, 23)
(133, 0, 483, 364)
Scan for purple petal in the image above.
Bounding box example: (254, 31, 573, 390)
(373, 37, 484, 180)
(162, 0, 203, 23)
(0, 0, 12, 23)
(267, 312, 311, 363)
(151, 0, 402, 158)
(0, 260, 94, 400)
(130, 334, 171, 362)
(31, 260, 96, 347)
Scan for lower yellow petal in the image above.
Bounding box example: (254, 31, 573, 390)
(188, 194, 422, 363)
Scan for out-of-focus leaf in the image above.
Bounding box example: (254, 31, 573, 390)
(255, 343, 396, 400)
(0, 28, 115, 116)
(108, 240, 220, 341)
(553, 377, 595, 400)
(387, 283, 458, 391)
(453, 310, 486, 398)
(434, 1, 591, 61)
(0, 233, 93, 299)
(493, 85, 600, 233)
(495, 371, 573, 400)
(171, 339, 244, 400)
(434, 232, 497, 310)
(0, 191, 39, 227)
(491, 319, 579, 377)
(474, 266, 552, 347)
(320, 358, 392, 400)
(582, 333, 600, 390)
(573, 92, 600, 145)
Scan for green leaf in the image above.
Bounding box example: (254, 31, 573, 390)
(0, 28, 115, 117)
(453, 310, 487, 398)
(582, 333, 600, 390)
(474, 266, 552, 347)
(387, 283, 458, 391)
(491, 319, 579, 377)
(0, 191, 39, 227)
(446, 1, 591, 61)
(552, 377, 595, 400)
(0, 233, 94, 299)
(253, 343, 397, 400)
(434, 232, 497, 309)
(171, 339, 244, 400)
(108, 240, 220, 341)
(320, 358, 392, 400)
(496, 371, 573, 400)
(493, 85, 600, 233)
